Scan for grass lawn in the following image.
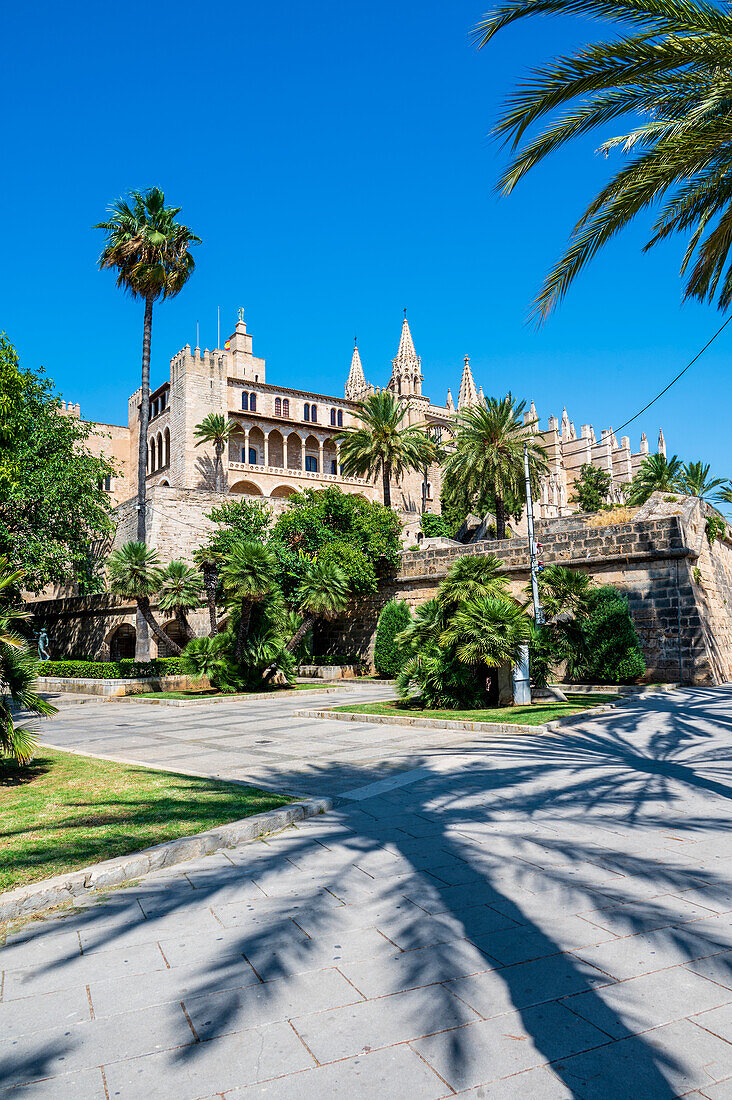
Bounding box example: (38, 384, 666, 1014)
(330, 692, 622, 726)
(131, 683, 332, 700)
(0, 748, 292, 894)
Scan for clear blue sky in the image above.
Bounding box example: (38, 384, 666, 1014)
(3, 0, 728, 474)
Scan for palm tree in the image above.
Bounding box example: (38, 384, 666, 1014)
(194, 414, 235, 493)
(626, 453, 683, 505)
(335, 391, 436, 508)
(285, 559, 351, 653)
(96, 189, 200, 660)
(108, 542, 181, 656)
(220, 542, 276, 661)
(477, 0, 732, 318)
(714, 483, 732, 508)
(442, 595, 531, 669)
(679, 461, 727, 502)
(395, 599, 446, 658)
(158, 560, 203, 640)
(437, 553, 511, 611)
(0, 558, 55, 763)
(537, 564, 592, 619)
(180, 635, 238, 693)
(443, 396, 547, 539)
(193, 546, 221, 636)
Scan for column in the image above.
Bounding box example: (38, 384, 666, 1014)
(318, 439, 324, 474)
(264, 432, 269, 468)
(301, 438, 306, 470)
(244, 429, 250, 464)
(335, 442, 341, 477)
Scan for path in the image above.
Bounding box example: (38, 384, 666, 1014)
(3, 686, 732, 1097)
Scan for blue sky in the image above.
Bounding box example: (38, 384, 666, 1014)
(2, 0, 728, 474)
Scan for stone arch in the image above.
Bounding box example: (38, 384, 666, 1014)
(108, 623, 135, 660)
(248, 426, 265, 466)
(159, 479, 170, 487)
(230, 479, 263, 495)
(156, 431, 164, 471)
(228, 426, 246, 464)
(286, 432, 302, 470)
(323, 438, 337, 475)
(268, 429, 284, 469)
(304, 434, 320, 473)
(270, 484, 296, 499)
(147, 437, 155, 473)
(158, 619, 188, 658)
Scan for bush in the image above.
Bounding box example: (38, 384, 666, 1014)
(421, 513, 452, 539)
(373, 599, 414, 678)
(583, 587, 646, 684)
(41, 657, 186, 679)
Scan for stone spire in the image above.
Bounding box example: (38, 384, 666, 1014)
(390, 311, 422, 396)
(561, 406, 571, 440)
(640, 431, 649, 455)
(477, 385, 486, 406)
(445, 388, 455, 413)
(345, 338, 367, 400)
(457, 355, 478, 410)
(658, 428, 666, 456)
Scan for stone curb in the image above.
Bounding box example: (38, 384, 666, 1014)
(120, 685, 358, 708)
(0, 796, 332, 924)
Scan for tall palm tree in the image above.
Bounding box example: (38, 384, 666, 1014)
(158, 560, 203, 640)
(194, 414, 235, 493)
(335, 391, 436, 508)
(679, 461, 727, 502)
(626, 453, 683, 505)
(193, 546, 221, 637)
(286, 559, 351, 653)
(443, 396, 547, 539)
(108, 542, 181, 656)
(477, 0, 732, 318)
(220, 542, 276, 661)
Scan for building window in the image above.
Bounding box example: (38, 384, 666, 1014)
(311, 404, 318, 423)
(305, 455, 318, 473)
(337, 409, 343, 427)
(282, 399, 290, 417)
(330, 408, 336, 426)
(330, 460, 337, 475)
(242, 392, 249, 411)
(304, 404, 310, 422)
(248, 447, 258, 465)
(249, 393, 257, 412)
(241, 446, 247, 463)
(426, 482, 432, 499)
(275, 397, 282, 416)
(99, 475, 112, 492)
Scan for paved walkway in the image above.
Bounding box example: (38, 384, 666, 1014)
(3, 686, 732, 1097)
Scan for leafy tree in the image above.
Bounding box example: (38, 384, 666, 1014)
(584, 587, 646, 683)
(194, 414, 235, 493)
(0, 336, 114, 593)
(220, 542, 276, 661)
(335, 391, 436, 508)
(626, 454, 683, 505)
(442, 596, 531, 669)
(286, 559, 350, 653)
(477, 0, 732, 318)
(195, 500, 272, 635)
(442, 396, 547, 539)
(158, 561, 203, 639)
(373, 599, 412, 678)
(570, 465, 612, 513)
(0, 558, 55, 763)
(679, 461, 726, 501)
(421, 513, 453, 538)
(108, 542, 181, 655)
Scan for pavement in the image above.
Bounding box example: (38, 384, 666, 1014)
(3, 683, 732, 1098)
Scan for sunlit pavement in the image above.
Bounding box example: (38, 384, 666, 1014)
(3, 685, 732, 1097)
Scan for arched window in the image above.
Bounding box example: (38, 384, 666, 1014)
(304, 404, 310, 422)
(337, 409, 343, 427)
(163, 427, 170, 466)
(330, 408, 336, 426)
(275, 397, 282, 416)
(311, 405, 318, 423)
(249, 393, 257, 412)
(242, 392, 249, 411)
(282, 399, 290, 417)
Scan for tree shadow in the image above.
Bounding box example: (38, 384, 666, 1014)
(5, 686, 732, 1095)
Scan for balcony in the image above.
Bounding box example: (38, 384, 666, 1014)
(228, 461, 370, 488)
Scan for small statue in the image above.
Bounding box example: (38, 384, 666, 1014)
(37, 629, 50, 661)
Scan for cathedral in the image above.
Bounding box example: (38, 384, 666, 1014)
(62, 311, 662, 524)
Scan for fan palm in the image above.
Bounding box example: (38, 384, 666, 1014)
(285, 559, 351, 653)
(108, 542, 180, 655)
(395, 598, 445, 657)
(335, 391, 437, 508)
(626, 453, 683, 505)
(477, 0, 732, 318)
(220, 542, 276, 661)
(679, 460, 727, 501)
(437, 553, 511, 611)
(194, 414, 235, 493)
(443, 396, 547, 539)
(714, 482, 732, 507)
(96, 188, 200, 659)
(537, 564, 593, 619)
(180, 634, 239, 693)
(442, 596, 531, 668)
(158, 560, 203, 639)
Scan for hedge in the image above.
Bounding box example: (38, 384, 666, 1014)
(39, 657, 187, 679)
(374, 599, 412, 678)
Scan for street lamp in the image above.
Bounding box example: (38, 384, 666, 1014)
(513, 441, 545, 705)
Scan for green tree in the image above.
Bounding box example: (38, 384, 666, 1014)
(335, 392, 436, 508)
(420, 513, 453, 539)
(158, 560, 203, 639)
(443, 397, 547, 539)
(0, 336, 114, 593)
(195, 500, 272, 636)
(626, 453, 683, 505)
(584, 587, 646, 683)
(714, 483, 732, 508)
(478, 0, 732, 318)
(442, 596, 531, 670)
(436, 553, 511, 612)
(286, 559, 350, 653)
(180, 634, 239, 693)
(538, 564, 593, 619)
(194, 414, 235, 493)
(570, 465, 612, 513)
(0, 558, 55, 763)
(373, 599, 412, 678)
(679, 461, 726, 502)
(108, 542, 181, 655)
(220, 542, 276, 661)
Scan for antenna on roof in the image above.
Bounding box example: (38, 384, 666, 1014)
(217, 306, 220, 349)
(196, 320, 200, 349)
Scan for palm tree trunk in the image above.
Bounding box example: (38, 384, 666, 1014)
(176, 609, 193, 640)
(137, 597, 182, 655)
(495, 486, 507, 540)
(286, 615, 314, 654)
(201, 561, 219, 636)
(215, 442, 224, 493)
(135, 294, 154, 662)
(382, 461, 392, 509)
(234, 601, 251, 662)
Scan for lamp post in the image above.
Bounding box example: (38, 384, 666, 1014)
(513, 441, 544, 705)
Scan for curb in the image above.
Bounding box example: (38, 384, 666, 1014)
(120, 685, 358, 708)
(0, 796, 332, 924)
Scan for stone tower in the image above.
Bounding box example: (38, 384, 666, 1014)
(389, 313, 423, 398)
(345, 339, 369, 401)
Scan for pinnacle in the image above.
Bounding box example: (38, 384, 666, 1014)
(392, 315, 421, 375)
(457, 355, 478, 410)
(345, 342, 367, 400)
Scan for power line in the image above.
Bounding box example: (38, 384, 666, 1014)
(615, 315, 732, 434)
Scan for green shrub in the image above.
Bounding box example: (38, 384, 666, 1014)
(583, 587, 646, 684)
(41, 657, 186, 679)
(421, 513, 452, 539)
(706, 516, 726, 544)
(374, 600, 412, 678)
